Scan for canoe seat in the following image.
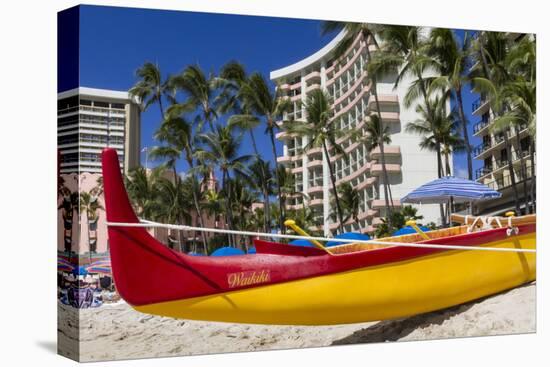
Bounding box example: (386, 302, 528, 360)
(329, 226, 469, 255)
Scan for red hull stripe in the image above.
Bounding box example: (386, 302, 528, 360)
(101, 149, 536, 307)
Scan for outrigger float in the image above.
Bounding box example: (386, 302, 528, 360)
(102, 149, 536, 325)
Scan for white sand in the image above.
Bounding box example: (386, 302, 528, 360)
(58, 283, 535, 362)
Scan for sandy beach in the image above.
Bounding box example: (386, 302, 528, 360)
(57, 282, 535, 362)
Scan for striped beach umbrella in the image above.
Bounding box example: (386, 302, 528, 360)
(401, 176, 501, 204)
(57, 257, 75, 273)
(86, 259, 112, 275)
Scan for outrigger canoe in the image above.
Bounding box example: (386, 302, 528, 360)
(102, 149, 536, 325)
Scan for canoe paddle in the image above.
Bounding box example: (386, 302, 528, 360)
(284, 219, 334, 255)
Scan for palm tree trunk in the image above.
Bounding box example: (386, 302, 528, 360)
(157, 91, 165, 119)
(455, 85, 473, 180)
(504, 134, 521, 214)
(250, 129, 271, 232)
(514, 129, 529, 214)
(529, 139, 536, 213)
(223, 171, 237, 247)
(186, 158, 209, 252)
(364, 35, 393, 226)
(445, 152, 451, 176)
(268, 125, 286, 234)
(322, 141, 345, 234)
(435, 141, 446, 226)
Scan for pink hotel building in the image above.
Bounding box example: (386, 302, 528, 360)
(270, 30, 444, 235)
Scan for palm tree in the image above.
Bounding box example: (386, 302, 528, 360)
(129, 62, 166, 118)
(167, 64, 223, 132)
(58, 191, 79, 256)
(229, 177, 257, 249)
(471, 32, 534, 214)
(79, 191, 104, 260)
(125, 166, 161, 220)
(428, 29, 474, 179)
(238, 72, 292, 233)
(276, 165, 300, 222)
(406, 96, 462, 178)
(503, 36, 536, 213)
(180, 174, 207, 253)
(332, 182, 360, 226)
(286, 204, 319, 235)
(284, 89, 346, 234)
(246, 158, 274, 232)
(321, 21, 396, 224)
(154, 177, 192, 251)
(406, 96, 463, 224)
(152, 112, 209, 249)
(401, 205, 424, 222)
(203, 189, 224, 229)
(362, 114, 394, 208)
(220, 61, 273, 230)
(196, 125, 253, 246)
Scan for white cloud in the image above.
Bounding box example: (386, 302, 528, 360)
(454, 167, 469, 179)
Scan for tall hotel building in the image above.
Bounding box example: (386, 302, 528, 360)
(472, 34, 535, 215)
(271, 31, 443, 235)
(57, 87, 141, 174)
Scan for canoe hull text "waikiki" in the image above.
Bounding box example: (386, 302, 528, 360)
(227, 270, 271, 288)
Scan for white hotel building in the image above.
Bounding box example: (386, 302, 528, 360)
(57, 87, 141, 174)
(270, 31, 444, 235)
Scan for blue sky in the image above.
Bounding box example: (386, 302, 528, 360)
(77, 5, 481, 179)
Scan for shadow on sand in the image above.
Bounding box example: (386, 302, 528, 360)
(331, 282, 535, 345)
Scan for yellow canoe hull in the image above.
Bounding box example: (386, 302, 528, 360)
(135, 232, 535, 325)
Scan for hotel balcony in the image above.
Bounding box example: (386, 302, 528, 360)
(367, 94, 399, 110)
(290, 80, 301, 90)
(378, 111, 400, 124)
(472, 96, 490, 115)
(290, 93, 302, 102)
(370, 145, 401, 159)
(475, 166, 493, 180)
(310, 198, 324, 207)
(333, 73, 368, 105)
(304, 70, 321, 83)
(306, 83, 321, 93)
(57, 106, 80, 116)
(285, 110, 305, 121)
(472, 119, 491, 136)
(307, 185, 323, 194)
(473, 124, 528, 158)
(307, 159, 323, 168)
(480, 166, 534, 191)
(370, 163, 401, 176)
(277, 155, 293, 164)
(278, 83, 290, 91)
(371, 199, 402, 209)
(336, 163, 370, 185)
(290, 165, 303, 174)
(306, 146, 323, 156)
(475, 149, 531, 180)
(355, 176, 377, 191)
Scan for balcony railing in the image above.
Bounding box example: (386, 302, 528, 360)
(473, 120, 490, 134)
(483, 168, 534, 191)
(474, 150, 531, 179)
(473, 142, 491, 156)
(475, 166, 493, 179)
(472, 94, 490, 113)
(58, 106, 79, 115)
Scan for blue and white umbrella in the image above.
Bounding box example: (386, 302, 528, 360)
(401, 176, 502, 204)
